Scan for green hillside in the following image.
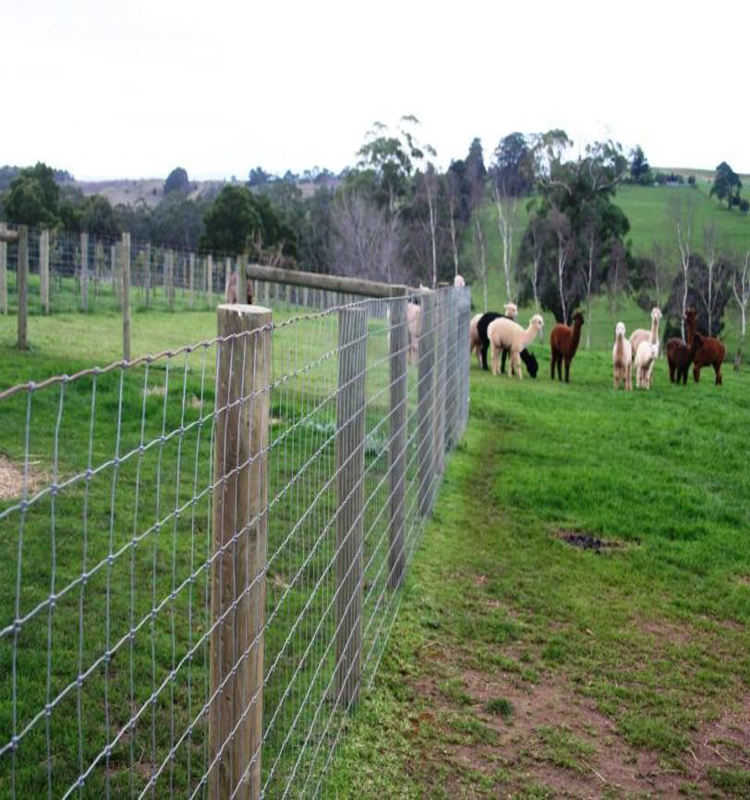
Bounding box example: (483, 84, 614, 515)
(466, 181, 750, 358)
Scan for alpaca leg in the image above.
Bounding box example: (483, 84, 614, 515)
(693, 365, 700, 383)
(557, 357, 563, 381)
(668, 360, 676, 383)
(613, 366, 619, 390)
(550, 352, 556, 380)
(512, 350, 523, 379)
(501, 348, 508, 375)
(626, 362, 632, 391)
(481, 341, 490, 371)
(564, 356, 570, 383)
(715, 363, 722, 385)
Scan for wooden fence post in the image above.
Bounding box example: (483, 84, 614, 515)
(0, 223, 8, 315)
(80, 233, 89, 312)
(225, 257, 232, 298)
(166, 249, 175, 310)
(434, 289, 447, 479)
(210, 303, 271, 800)
(145, 243, 151, 308)
(207, 254, 213, 308)
(121, 233, 131, 362)
(40, 229, 50, 314)
(389, 287, 408, 589)
(443, 289, 457, 449)
(94, 241, 102, 299)
(17, 226, 28, 350)
(189, 252, 195, 309)
(418, 291, 435, 516)
(111, 244, 119, 306)
(335, 305, 368, 708)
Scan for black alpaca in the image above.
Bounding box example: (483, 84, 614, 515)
(476, 312, 538, 377)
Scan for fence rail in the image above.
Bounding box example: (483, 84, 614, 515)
(0, 286, 471, 798)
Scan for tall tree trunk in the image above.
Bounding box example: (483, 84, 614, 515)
(449, 213, 459, 278)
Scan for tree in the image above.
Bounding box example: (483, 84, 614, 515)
(200, 185, 262, 254)
(518, 135, 630, 322)
(164, 167, 190, 196)
(629, 145, 652, 185)
(491, 133, 534, 197)
(669, 194, 695, 338)
(472, 214, 489, 311)
(464, 138, 486, 198)
(732, 249, 749, 368)
(3, 162, 61, 225)
(491, 179, 520, 303)
(248, 166, 272, 187)
(696, 223, 730, 336)
(606, 240, 628, 313)
(710, 162, 742, 208)
(330, 191, 403, 284)
(80, 195, 120, 238)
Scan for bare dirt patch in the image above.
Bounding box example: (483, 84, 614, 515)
(0, 454, 49, 501)
(557, 530, 628, 552)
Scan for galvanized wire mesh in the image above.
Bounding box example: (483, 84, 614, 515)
(0, 287, 471, 798)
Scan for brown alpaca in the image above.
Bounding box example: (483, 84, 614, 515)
(685, 307, 724, 385)
(550, 311, 584, 382)
(666, 332, 704, 384)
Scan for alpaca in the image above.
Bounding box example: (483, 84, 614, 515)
(634, 341, 659, 389)
(550, 312, 585, 383)
(471, 305, 519, 371)
(469, 313, 483, 367)
(685, 306, 725, 385)
(454, 274, 466, 287)
(666, 332, 704, 384)
(487, 314, 544, 378)
(612, 322, 632, 390)
(407, 301, 421, 365)
(629, 308, 662, 357)
(225, 273, 253, 305)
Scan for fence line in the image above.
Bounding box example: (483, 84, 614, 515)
(0, 286, 471, 798)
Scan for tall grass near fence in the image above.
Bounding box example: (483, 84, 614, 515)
(0, 287, 471, 798)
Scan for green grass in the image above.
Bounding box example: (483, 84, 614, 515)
(325, 352, 750, 797)
(0, 301, 433, 797)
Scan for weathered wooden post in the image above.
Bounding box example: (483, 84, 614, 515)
(434, 289, 447, 478)
(39, 228, 50, 314)
(210, 303, 271, 800)
(389, 286, 408, 589)
(144, 243, 151, 308)
(335, 305, 368, 708)
(17, 226, 29, 350)
(94, 241, 103, 299)
(418, 291, 435, 516)
(80, 232, 89, 312)
(121, 233, 131, 362)
(189, 252, 195, 309)
(225, 257, 232, 298)
(166, 249, 175, 310)
(207, 254, 213, 308)
(0, 223, 8, 315)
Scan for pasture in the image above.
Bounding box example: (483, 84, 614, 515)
(327, 346, 750, 797)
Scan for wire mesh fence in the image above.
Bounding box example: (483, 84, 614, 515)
(0, 224, 373, 319)
(0, 286, 471, 798)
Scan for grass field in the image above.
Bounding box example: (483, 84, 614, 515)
(0, 298, 450, 797)
(325, 349, 750, 798)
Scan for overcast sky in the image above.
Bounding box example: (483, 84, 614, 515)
(2, 0, 748, 180)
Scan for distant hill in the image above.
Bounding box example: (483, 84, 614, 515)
(75, 178, 227, 207)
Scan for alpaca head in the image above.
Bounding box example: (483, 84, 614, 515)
(615, 321, 626, 339)
(454, 274, 466, 287)
(530, 314, 544, 339)
(651, 307, 662, 323)
(521, 349, 539, 378)
(503, 302, 518, 320)
(571, 311, 585, 327)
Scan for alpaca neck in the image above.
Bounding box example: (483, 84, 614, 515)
(570, 322, 582, 354)
(686, 315, 695, 346)
(614, 333, 625, 357)
(521, 322, 538, 348)
(650, 315, 660, 345)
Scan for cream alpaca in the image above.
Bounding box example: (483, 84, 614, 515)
(612, 322, 632, 390)
(635, 341, 659, 389)
(487, 314, 544, 378)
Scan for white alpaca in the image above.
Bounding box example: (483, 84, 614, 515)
(612, 322, 633, 391)
(630, 308, 662, 358)
(454, 274, 466, 287)
(406, 302, 421, 365)
(503, 302, 518, 320)
(635, 341, 659, 389)
(487, 314, 544, 378)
